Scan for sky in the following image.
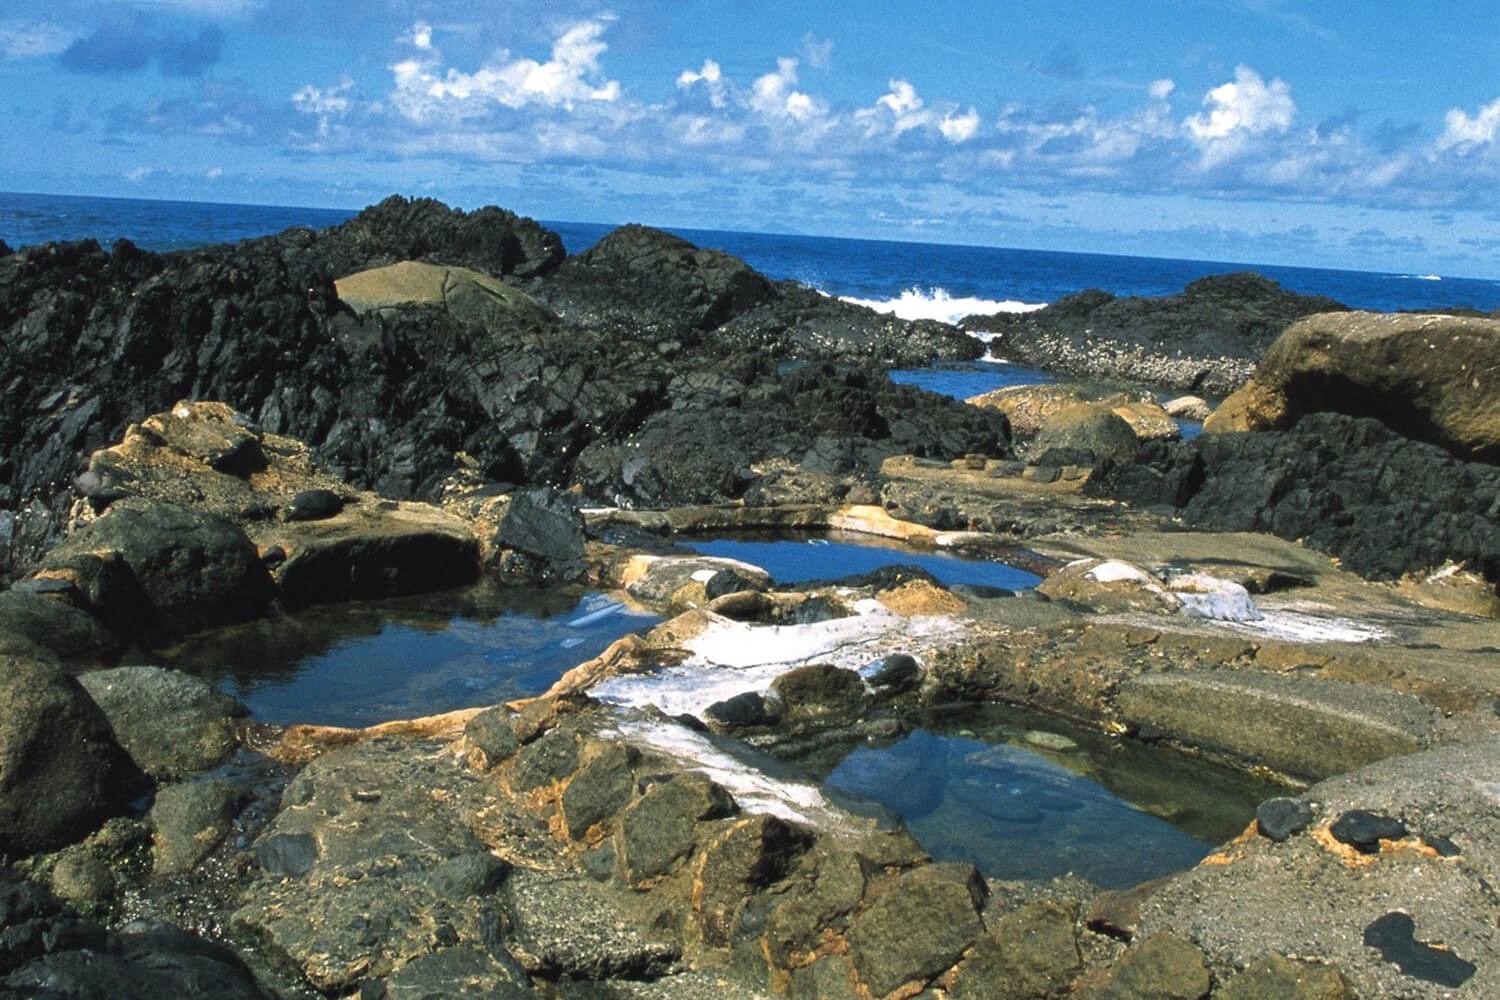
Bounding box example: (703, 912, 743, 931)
(1, 1, 1498, 277)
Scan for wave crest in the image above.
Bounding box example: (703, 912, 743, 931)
(839, 287, 1046, 324)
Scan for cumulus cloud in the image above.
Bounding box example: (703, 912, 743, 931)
(1437, 97, 1500, 151)
(1148, 78, 1175, 101)
(750, 58, 824, 122)
(1184, 65, 1295, 166)
(391, 19, 622, 124)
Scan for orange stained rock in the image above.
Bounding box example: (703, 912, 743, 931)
(876, 579, 966, 616)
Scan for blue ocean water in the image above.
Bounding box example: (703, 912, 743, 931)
(4, 191, 1497, 318)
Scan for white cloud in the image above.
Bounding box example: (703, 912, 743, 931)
(292, 78, 354, 116)
(751, 58, 824, 122)
(1186, 66, 1295, 140)
(0, 20, 75, 58)
(1148, 78, 1175, 101)
(1184, 65, 1295, 168)
(391, 19, 622, 124)
(940, 108, 981, 143)
(1437, 97, 1500, 151)
(136, 0, 263, 15)
(878, 79, 923, 116)
(125, 166, 154, 182)
(205, 166, 224, 179)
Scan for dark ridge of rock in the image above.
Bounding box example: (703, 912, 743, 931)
(535, 223, 777, 338)
(966, 271, 1347, 394)
(312, 195, 565, 280)
(1089, 412, 1500, 584)
(574, 361, 1012, 507)
(534, 224, 982, 365)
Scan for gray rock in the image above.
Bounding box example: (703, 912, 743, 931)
(492, 487, 587, 580)
(1329, 809, 1408, 854)
(0, 655, 145, 856)
(1216, 953, 1356, 1000)
(510, 725, 582, 791)
(465, 706, 521, 765)
(0, 590, 121, 664)
(845, 863, 987, 997)
(788, 954, 860, 999)
(377, 945, 534, 1000)
(1096, 932, 1211, 1000)
(1115, 670, 1436, 781)
(150, 779, 248, 874)
(617, 773, 736, 883)
(1029, 403, 1142, 467)
(428, 852, 512, 898)
(561, 742, 639, 840)
(950, 898, 1082, 999)
(48, 853, 119, 912)
(79, 665, 244, 779)
(503, 869, 681, 979)
(1255, 798, 1314, 842)
(256, 832, 319, 878)
(771, 664, 867, 718)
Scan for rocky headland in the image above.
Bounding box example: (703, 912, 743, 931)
(0, 199, 1498, 1000)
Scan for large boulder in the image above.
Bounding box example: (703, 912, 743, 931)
(35, 501, 273, 644)
(77, 666, 244, 779)
(1205, 311, 1500, 463)
(0, 656, 146, 856)
(1028, 402, 1143, 466)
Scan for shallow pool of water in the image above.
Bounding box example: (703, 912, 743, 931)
(890, 361, 1053, 400)
(811, 704, 1277, 889)
(684, 532, 1042, 591)
(158, 583, 660, 728)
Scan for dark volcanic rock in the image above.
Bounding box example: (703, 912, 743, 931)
(1255, 798, 1314, 843)
(0, 656, 146, 856)
(535, 223, 981, 365)
(35, 501, 273, 643)
(1090, 413, 1500, 584)
(0, 589, 121, 663)
(1330, 809, 1408, 853)
(968, 272, 1346, 394)
(576, 361, 1011, 507)
(0, 874, 269, 999)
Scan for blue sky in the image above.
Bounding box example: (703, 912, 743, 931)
(2, 1, 1498, 276)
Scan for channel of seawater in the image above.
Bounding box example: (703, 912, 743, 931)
(157, 535, 1270, 888)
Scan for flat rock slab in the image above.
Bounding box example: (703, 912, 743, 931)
(1139, 735, 1500, 1000)
(1116, 669, 1436, 780)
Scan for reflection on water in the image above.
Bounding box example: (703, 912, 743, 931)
(890, 361, 1054, 400)
(684, 533, 1042, 591)
(811, 704, 1278, 889)
(156, 582, 659, 728)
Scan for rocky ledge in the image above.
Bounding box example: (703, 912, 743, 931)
(963, 272, 1348, 395)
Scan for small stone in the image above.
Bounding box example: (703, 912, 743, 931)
(257, 832, 319, 878)
(1096, 932, 1211, 1000)
(286, 488, 345, 521)
(427, 851, 510, 898)
(1217, 953, 1356, 1000)
(704, 691, 779, 727)
(1329, 809, 1407, 853)
(49, 854, 119, 912)
(868, 653, 922, 695)
(1255, 798, 1314, 842)
(1023, 730, 1078, 752)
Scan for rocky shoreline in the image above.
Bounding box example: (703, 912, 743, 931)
(1, 200, 1498, 999)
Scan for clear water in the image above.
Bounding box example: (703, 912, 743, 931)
(683, 533, 1042, 591)
(814, 704, 1277, 889)
(156, 583, 658, 729)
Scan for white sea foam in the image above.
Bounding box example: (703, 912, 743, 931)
(839, 287, 1046, 324)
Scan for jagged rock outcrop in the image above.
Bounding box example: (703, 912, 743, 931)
(1204, 310, 1500, 463)
(965, 272, 1347, 394)
(1089, 412, 1500, 584)
(0, 201, 991, 582)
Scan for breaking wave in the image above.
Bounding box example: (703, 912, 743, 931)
(839, 287, 1047, 324)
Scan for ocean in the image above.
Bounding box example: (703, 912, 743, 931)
(4, 190, 1498, 325)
